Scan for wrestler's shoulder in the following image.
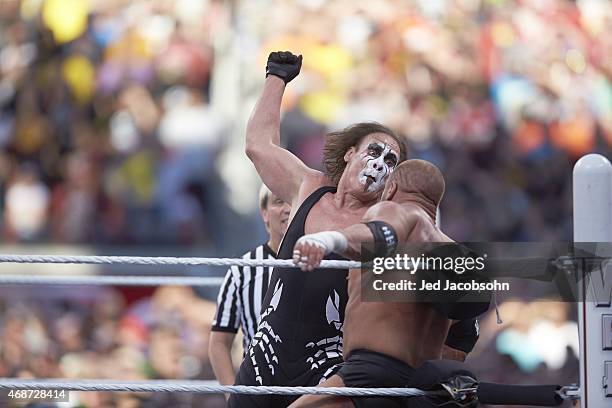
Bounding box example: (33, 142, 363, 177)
(400, 202, 430, 219)
(366, 201, 406, 221)
(393, 203, 433, 230)
(371, 200, 404, 213)
(296, 171, 333, 197)
(371, 200, 420, 216)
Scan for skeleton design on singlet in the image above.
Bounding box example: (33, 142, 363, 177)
(305, 290, 343, 372)
(246, 186, 349, 385)
(249, 284, 345, 385)
(249, 280, 283, 385)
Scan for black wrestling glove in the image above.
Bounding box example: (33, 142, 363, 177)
(266, 51, 303, 84)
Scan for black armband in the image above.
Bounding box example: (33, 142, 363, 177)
(363, 221, 398, 257)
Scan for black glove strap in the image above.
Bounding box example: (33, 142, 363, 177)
(265, 64, 291, 83)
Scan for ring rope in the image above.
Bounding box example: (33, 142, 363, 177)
(0, 274, 224, 287)
(0, 255, 581, 404)
(0, 379, 425, 397)
(0, 254, 361, 269)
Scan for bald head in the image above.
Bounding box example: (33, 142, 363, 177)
(386, 159, 445, 206)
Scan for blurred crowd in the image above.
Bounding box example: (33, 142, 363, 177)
(0, 0, 604, 406)
(253, 0, 612, 242)
(1, 0, 611, 245)
(0, 285, 228, 407)
(0, 0, 230, 246)
(472, 299, 579, 393)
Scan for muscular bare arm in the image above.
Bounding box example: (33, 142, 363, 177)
(245, 56, 319, 205)
(340, 202, 414, 259)
(293, 201, 418, 270)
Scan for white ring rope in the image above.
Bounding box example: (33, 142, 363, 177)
(0, 274, 224, 286)
(0, 379, 426, 397)
(0, 254, 361, 269)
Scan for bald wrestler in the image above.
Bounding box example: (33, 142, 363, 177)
(290, 160, 489, 408)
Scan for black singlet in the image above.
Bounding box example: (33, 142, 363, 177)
(229, 186, 349, 407)
(262, 185, 348, 329)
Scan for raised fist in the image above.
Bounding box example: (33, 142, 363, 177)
(266, 51, 302, 84)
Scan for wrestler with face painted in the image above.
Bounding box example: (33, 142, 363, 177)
(357, 143, 399, 193)
(229, 51, 407, 408)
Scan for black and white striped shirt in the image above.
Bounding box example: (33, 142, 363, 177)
(211, 244, 275, 352)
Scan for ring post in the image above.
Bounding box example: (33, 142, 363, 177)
(573, 153, 612, 407)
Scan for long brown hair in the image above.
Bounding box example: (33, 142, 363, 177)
(322, 122, 407, 185)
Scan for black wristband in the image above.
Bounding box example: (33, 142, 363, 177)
(363, 221, 398, 257)
(265, 64, 291, 82)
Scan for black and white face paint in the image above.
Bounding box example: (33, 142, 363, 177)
(358, 142, 398, 193)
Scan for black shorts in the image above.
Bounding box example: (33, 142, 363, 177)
(337, 349, 442, 408)
(227, 340, 342, 408)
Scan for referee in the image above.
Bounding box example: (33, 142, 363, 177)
(209, 185, 290, 387)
